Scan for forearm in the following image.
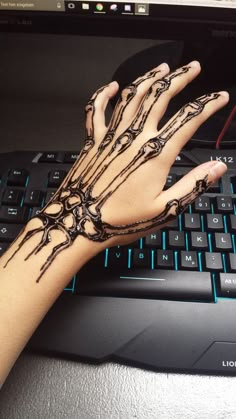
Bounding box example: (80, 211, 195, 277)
(0, 219, 100, 385)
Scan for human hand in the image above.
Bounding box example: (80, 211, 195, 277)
(4, 61, 229, 282)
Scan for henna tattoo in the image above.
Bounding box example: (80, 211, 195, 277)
(3, 66, 218, 282)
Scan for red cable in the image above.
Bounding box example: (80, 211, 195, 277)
(215, 105, 236, 149)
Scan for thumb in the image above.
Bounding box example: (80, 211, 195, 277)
(156, 160, 227, 216)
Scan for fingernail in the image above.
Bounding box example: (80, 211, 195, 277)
(209, 161, 228, 181)
(218, 91, 230, 100)
(188, 60, 201, 69)
(158, 62, 169, 71)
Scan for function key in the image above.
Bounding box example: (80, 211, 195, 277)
(7, 169, 28, 186)
(64, 152, 79, 163)
(48, 170, 67, 187)
(39, 152, 62, 163)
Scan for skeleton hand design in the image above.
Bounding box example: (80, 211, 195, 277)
(4, 61, 228, 281)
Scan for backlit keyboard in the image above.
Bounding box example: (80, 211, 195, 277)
(1, 148, 236, 375)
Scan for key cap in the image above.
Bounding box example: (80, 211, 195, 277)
(2, 189, 23, 205)
(206, 214, 224, 231)
(0, 223, 24, 242)
(145, 231, 162, 248)
(227, 253, 236, 272)
(194, 196, 211, 212)
(203, 252, 223, 271)
(156, 250, 174, 269)
(24, 190, 43, 206)
(229, 214, 236, 232)
(0, 206, 29, 223)
(108, 247, 128, 269)
(183, 213, 201, 230)
(39, 152, 61, 163)
(0, 242, 9, 256)
(207, 180, 220, 193)
(48, 170, 67, 187)
(190, 231, 208, 249)
(63, 152, 79, 163)
(219, 273, 236, 298)
(216, 196, 233, 213)
(133, 249, 150, 268)
(76, 269, 213, 301)
(167, 231, 185, 249)
(164, 174, 176, 190)
(212, 233, 232, 252)
(180, 251, 198, 270)
(7, 169, 28, 186)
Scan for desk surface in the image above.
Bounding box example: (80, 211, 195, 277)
(1, 33, 236, 418)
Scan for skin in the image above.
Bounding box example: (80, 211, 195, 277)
(0, 61, 229, 386)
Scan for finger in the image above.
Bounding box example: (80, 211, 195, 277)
(141, 61, 201, 131)
(85, 81, 119, 141)
(152, 90, 229, 168)
(154, 160, 227, 218)
(109, 63, 170, 135)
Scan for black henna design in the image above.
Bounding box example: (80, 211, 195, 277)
(3, 66, 219, 282)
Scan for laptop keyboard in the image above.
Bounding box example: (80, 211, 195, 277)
(1, 148, 236, 374)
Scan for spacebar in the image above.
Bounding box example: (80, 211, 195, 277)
(76, 269, 213, 301)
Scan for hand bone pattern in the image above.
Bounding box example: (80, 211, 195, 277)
(4, 65, 217, 281)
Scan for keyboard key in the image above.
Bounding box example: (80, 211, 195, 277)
(145, 231, 162, 248)
(63, 152, 79, 163)
(190, 231, 208, 249)
(212, 233, 232, 252)
(24, 190, 43, 206)
(227, 253, 236, 272)
(215, 196, 233, 213)
(0, 242, 9, 256)
(156, 250, 174, 269)
(203, 252, 223, 272)
(0, 206, 29, 223)
(39, 152, 61, 163)
(77, 269, 213, 301)
(0, 223, 24, 242)
(229, 214, 236, 232)
(45, 190, 57, 204)
(167, 230, 185, 249)
(180, 251, 198, 270)
(164, 174, 176, 190)
(207, 180, 220, 193)
(48, 170, 67, 187)
(7, 169, 28, 186)
(194, 196, 211, 212)
(133, 249, 150, 268)
(2, 189, 23, 205)
(108, 247, 128, 269)
(219, 273, 236, 297)
(206, 214, 224, 231)
(183, 213, 201, 230)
